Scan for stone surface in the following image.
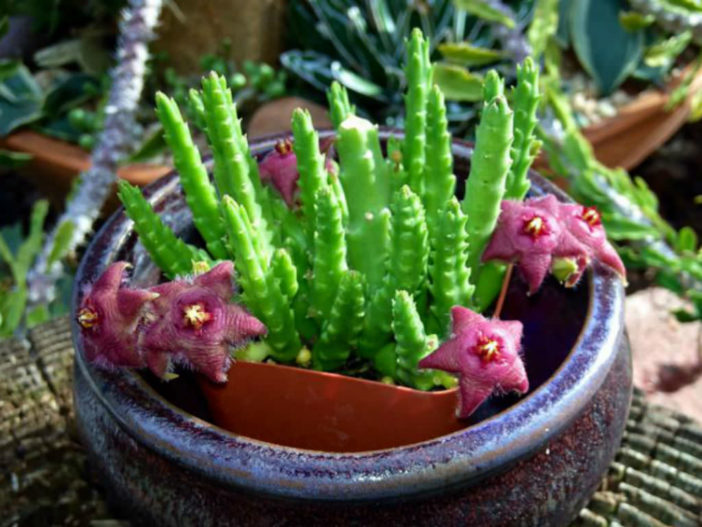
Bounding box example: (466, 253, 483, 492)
(626, 287, 702, 421)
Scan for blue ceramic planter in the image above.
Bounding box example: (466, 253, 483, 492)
(72, 132, 631, 526)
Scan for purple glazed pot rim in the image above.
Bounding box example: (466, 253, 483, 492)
(72, 130, 625, 501)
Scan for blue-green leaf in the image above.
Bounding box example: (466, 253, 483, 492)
(570, 0, 644, 95)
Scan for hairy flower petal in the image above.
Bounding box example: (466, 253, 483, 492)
(77, 262, 156, 370)
(419, 306, 528, 418)
(142, 262, 266, 382)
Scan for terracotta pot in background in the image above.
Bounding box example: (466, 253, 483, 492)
(0, 130, 170, 209)
(72, 131, 631, 525)
(582, 66, 702, 170)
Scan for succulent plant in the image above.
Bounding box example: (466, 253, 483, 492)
(281, 0, 531, 131)
(540, 74, 701, 321)
(78, 29, 625, 418)
(110, 29, 544, 395)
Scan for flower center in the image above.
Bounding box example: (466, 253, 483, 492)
(474, 334, 501, 362)
(77, 307, 99, 329)
(275, 139, 293, 155)
(183, 303, 213, 330)
(522, 215, 548, 239)
(581, 206, 601, 228)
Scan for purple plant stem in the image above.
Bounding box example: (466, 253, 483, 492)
(27, 0, 164, 308)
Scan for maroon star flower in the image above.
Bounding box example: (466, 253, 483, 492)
(482, 196, 587, 294)
(418, 306, 528, 418)
(76, 262, 157, 370)
(141, 261, 267, 383)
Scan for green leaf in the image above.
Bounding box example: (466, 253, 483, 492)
(453, 0, 516, 28)
(330, 61, 385, 99)
(432, 64, 483, 102)
(644, 32, 692, 69)
(42, 73, 100, 117)
(127, 124, 167, 163)
(0, 60, 19, 81)
(0, 149, 32, 168)
(676, 226, 698, 253)
(570, 0, 644, 94)
(555, 0, 574, 47)
(0, 64, 44, 136)
(438, 43, 505, 67)
(619, 11, 655, 31)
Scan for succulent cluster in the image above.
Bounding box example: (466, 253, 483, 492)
(79, 29, 625, 417)
(111, 29, 541, 394)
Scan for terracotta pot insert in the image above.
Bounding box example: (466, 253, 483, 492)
(198, 361, 464, 452)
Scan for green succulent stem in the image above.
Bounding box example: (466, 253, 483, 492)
(506, 58, 540, 200)
(423, 85, 456, 237)
(428, 197, 474, 335)
(462, 71, 514, 284)
(221, 196, 300, 360)
(311, 187, 348, 321)
(117, 181, 210, 279)
(360, 185, 429, 355)
(403, 28, 432, 199)
(292, 108, 329, 243)
(336, 115, 391, 291)
(326, 81, 355, 129)
(155, 92, 227, 259)
(313, 270, 365, 370)
(201, 73, 273, 257)
(392, 290, 435, 390)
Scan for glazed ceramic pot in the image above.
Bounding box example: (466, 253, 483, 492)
(72, 131, 631, 526)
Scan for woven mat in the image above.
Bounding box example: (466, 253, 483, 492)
(1, 317, 700, 526)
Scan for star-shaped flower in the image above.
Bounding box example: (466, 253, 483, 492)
(141, 261, 267, 383)
(557, 203, 627, 284)
(482, 196, 587, 294)
(77, 262, 157, 370)
(418, 306, 528, 418)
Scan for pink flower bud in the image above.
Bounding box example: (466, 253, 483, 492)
(419, 306, 528, 418)
(259, 139, 299, 206)
(259, 138, 338, 207)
